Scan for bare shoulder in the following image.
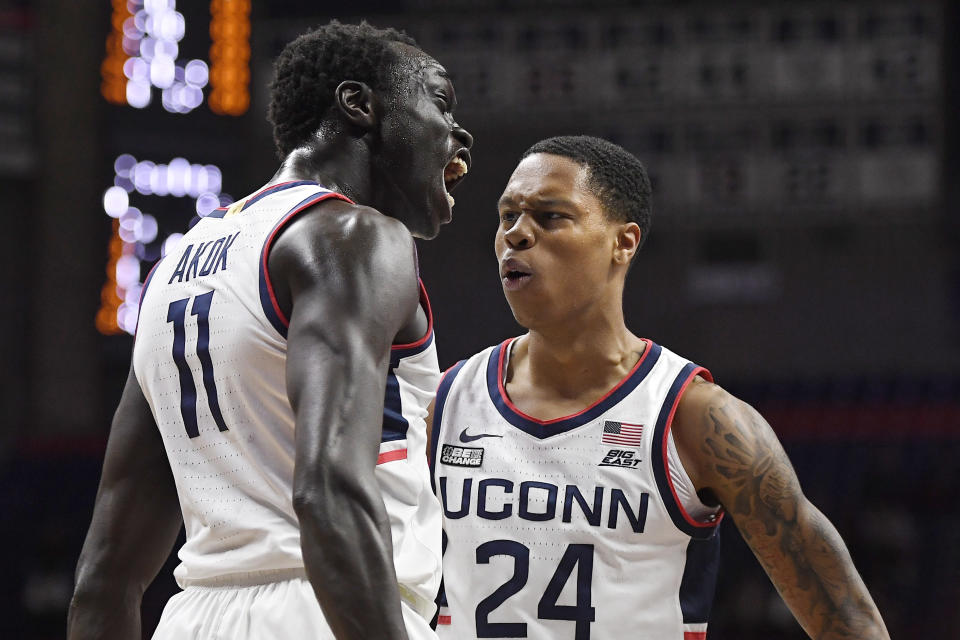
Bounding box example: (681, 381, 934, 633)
(268, 198, 418, 315)
(275, 198, 414, 266)
(673, 375, 730, 425)
(672, 375, 750, 466)
(672, 376, 802, 515)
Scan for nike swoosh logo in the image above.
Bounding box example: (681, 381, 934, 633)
(459, 428, 503, 443)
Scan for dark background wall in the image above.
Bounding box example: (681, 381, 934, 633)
(0, 1, 957, 638)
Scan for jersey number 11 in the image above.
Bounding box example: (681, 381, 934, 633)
(167, 290, 229, 438)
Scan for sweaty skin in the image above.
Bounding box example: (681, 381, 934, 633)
(673, 379, 890, 639)
(276, 201, 424, 639)
(69, 41, 471, 640)
(67, 367, 183, 639)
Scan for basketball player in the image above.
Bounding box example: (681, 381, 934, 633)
(430, 136, 887, 639)
(68, 22, 472, 640)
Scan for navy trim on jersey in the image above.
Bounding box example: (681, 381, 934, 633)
(188, 208, 226, 230)
(257, 188, 352, 339)
(390, 331, 434, 368)
(383, 282, 435, 445)
(432, 529, 450, 629)
(241, 180, 318, 212)
(382, 370, 409, 443)
(651, 363, 723, 539)
(382, 280, 437, 444)
(679, 534, 721, 624)
(390, 280, 435, 367)
(485, 339, 662, 439)
(429, 359, 468, 491)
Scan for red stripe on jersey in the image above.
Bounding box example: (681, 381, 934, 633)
(437, 615, 452, 625)
(684, 633, 707, 640)
(376, 449, 407, 465)
(261, 191, 350, 329)
(391, 279, 433, 351)
(497, 337, 654, 425)
(662, 366, 725, 531)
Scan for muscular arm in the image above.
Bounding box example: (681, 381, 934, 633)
(673, 378, 889, 640)
(68, 366, 183, 640)
(270, 202, 420, 639)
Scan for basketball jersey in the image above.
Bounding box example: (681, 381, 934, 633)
(431, 338, 723, 639)
(132, 181, 443, 620)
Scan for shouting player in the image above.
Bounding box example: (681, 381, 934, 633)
(69, 21, 472, 640)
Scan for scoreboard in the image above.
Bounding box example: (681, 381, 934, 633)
(97, 0, 251, 335)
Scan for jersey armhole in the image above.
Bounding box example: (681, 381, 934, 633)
(666, 429, 722, 523)
(258, 191, 352, 339)
(652, 364, 725, 539)
(390, 279, 434, 360)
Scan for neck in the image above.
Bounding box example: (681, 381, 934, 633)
(513, 303, 645, 399)
(270, 133, 373, 205)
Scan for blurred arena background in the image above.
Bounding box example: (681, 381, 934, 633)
(0, 0, 957, 637)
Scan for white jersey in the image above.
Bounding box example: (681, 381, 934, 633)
(431, 338, 723, 640)
(133, 180, 443, 620)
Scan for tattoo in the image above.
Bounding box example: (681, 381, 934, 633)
(700, 400, 885, 639)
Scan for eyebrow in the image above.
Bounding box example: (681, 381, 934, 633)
(498, 196, 575, 210)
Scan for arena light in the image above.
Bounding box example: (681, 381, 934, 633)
(100, 0, 248, 115)
(102, 186, 129, 218)
(101, 0, 133, 105)
(209, 0, 251, 115)
(98, 2, 248, 334)
(98, 154, 231, 336)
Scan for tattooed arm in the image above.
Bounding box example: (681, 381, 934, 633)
(672, 377, 889, 640)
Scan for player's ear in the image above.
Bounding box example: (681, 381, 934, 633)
(334, 81, 378, 130)
(613, 222, 641, 265)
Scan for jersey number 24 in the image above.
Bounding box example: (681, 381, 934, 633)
(476, 540, 594, 639)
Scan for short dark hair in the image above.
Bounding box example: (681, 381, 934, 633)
(522, 135, 652, 248)
(268, 21, 419, 158)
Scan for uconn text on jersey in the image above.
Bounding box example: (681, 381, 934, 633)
(438, 476, 650, 534)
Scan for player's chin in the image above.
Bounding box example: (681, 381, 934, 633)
(503, 292, 539, 327)
(507, 304, 538, 331)
(412, 221, 441, 240)
(408, 212, 443, 240)
(415, 192, 452, 239)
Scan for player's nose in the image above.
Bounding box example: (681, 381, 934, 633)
(452, 123, 473, 150)
(504, 214, 535, 249)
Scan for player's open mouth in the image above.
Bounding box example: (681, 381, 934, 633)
(502, 270, 532, 291)
(500, 257, 532, 290)
(443, 152, 470, 208)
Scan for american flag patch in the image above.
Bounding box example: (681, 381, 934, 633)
(602, 421, 644, 447)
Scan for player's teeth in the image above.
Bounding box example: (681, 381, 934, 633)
(444, 157, 468, 181)
(447, 192, 455, 208)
